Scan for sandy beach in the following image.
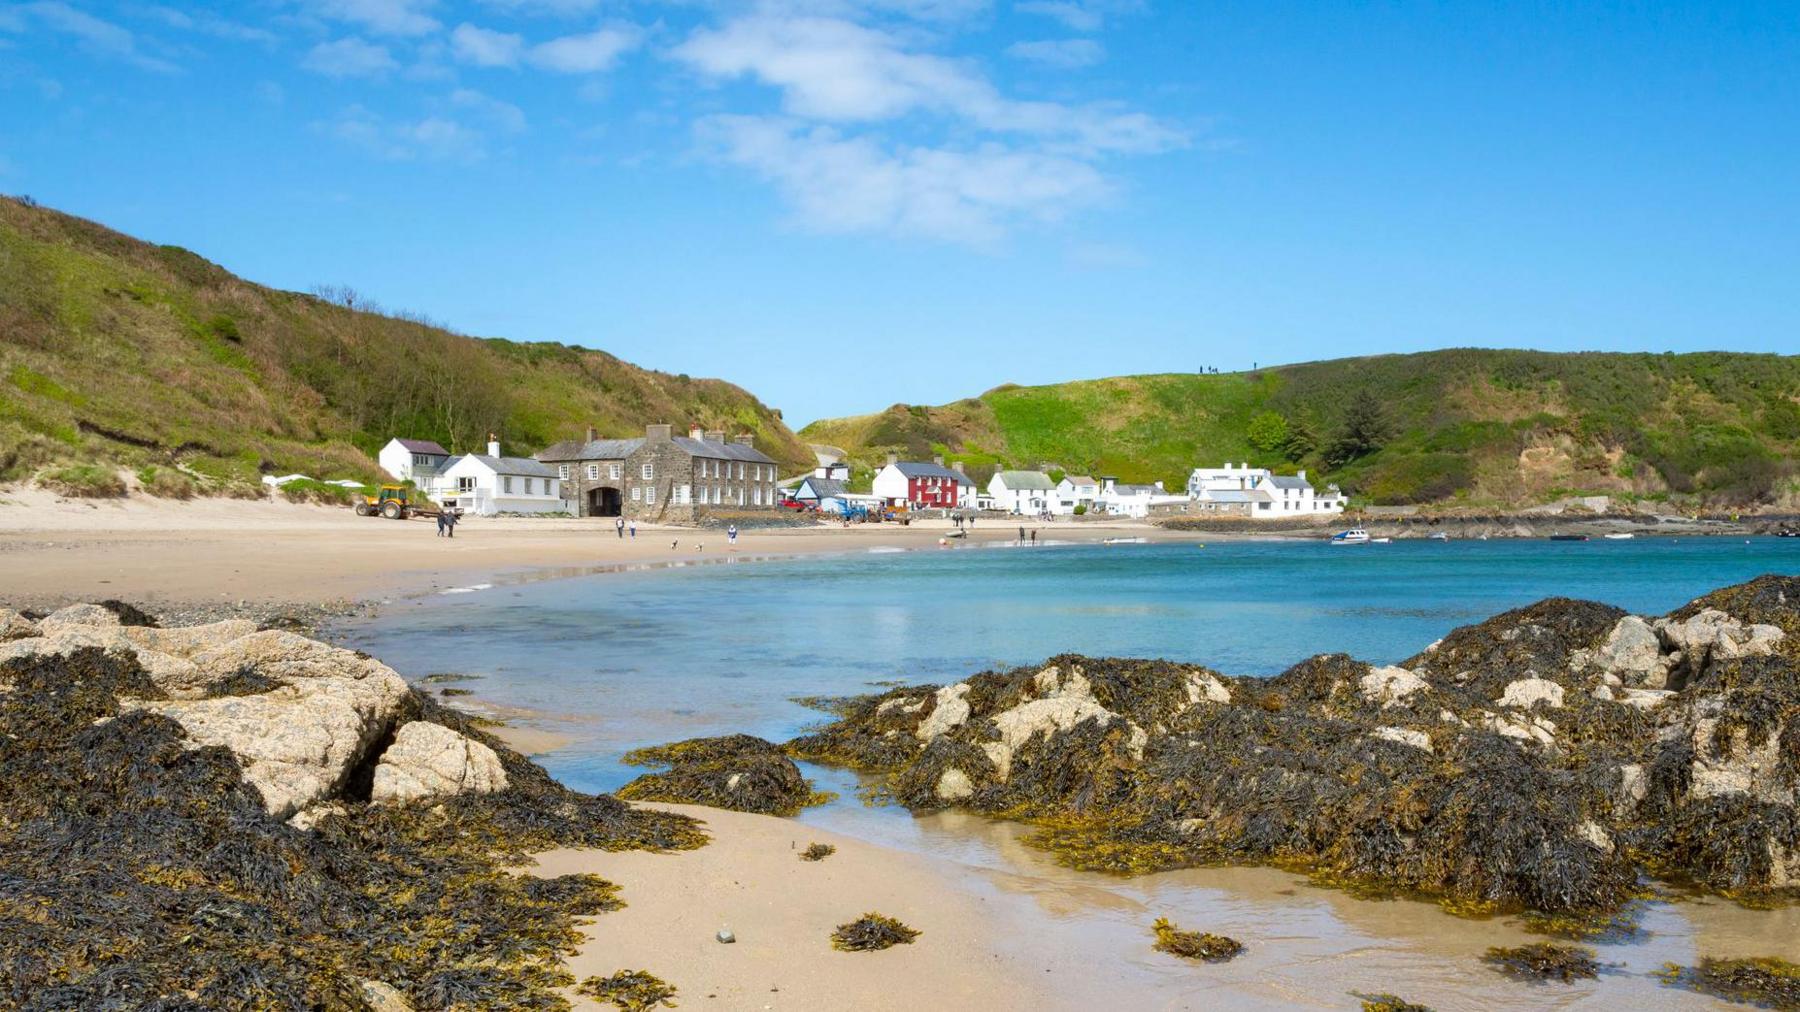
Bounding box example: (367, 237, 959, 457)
(0, 488, 1202, 607)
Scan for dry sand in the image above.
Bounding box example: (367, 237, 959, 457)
(0, 486, 1196, 607)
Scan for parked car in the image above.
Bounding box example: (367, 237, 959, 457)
(778, 498, 812, 511)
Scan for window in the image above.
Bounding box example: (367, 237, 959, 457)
(631, 487, 642, 501)
(609, 464, 621, 480)
(558, 464, 570, 480)
(457, 476, 475, 493)
(738, 462, 746, 479)
(586, 464, 599, 481)
(641, 463, 654, 480)
(503, 476, 514, 494)
(645, 486, 657, 504)
(676, 485, 691, 505)
(696, 486, 707, 505)
(752, 486, 761, 506)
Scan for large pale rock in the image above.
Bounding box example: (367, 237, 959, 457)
(36, 602, 123, 634)
(123, 620, 261, 660)
(1498, 676, 1566, 710)
(1360, 666, 1429, 708)
(1591, 616, 1671, 686)
(935, 767, 975, 801)
(1184, 670, 1232, 705)
(360, 980, 414, 1012)
(984, 695, 1119, 780)
(1371, 726, 1433, 752)
(1656, 609, 1784, 682)
(0, 626, 138, 667)
(1689, 719, 1792, 805)
(370, 721, 508, 803)
(0, 608, 38, 642)
(916, 683, 972, 740)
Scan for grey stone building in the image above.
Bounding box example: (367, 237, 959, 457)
(536, 424, 782, 521)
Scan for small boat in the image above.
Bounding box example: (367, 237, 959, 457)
(1549, 534, 1590, 542)
(1370, 537, 1392, 544)
(1428, 532, 1450, 541)
(1331, 528, 1371, 545)
(1603, 532, 1634, 540)
(1776, 529, 1800, 539)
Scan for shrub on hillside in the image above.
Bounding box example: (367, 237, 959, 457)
(136, 465, 197, 499)
(39, 463, 126, 498)
(278, 479, 366, 505)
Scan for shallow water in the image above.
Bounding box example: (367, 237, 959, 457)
(339, 536, 1800, 1008)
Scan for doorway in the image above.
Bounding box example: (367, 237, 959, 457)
(588, 486, 623, 517)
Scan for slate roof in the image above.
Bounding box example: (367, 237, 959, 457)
(994, 470, 1055, 490)
(1062, 475, 1098, 487)
(1268, 475, 1315, 491)
(890, 461, 973, 485)
(799, 478, 847, 499)
(536, 438, 645, 462)
(1203, 489, 1274, 503)
(672, 436, 778, 464)
(394, 438, 448, 455)
(1111, 483, 1161, 496)
(447, 454, 560, 478)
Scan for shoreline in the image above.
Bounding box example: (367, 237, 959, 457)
(0, 487, 1782, 613)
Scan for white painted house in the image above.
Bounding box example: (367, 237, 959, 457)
(1056, 474, 1100, 512)
(987, 470, 1059, 515)
(378, 438, 450, 485)
(1098, 478, 1188, 518)
(432, 439, 564, 516)
(1186, 461, 1344, 519)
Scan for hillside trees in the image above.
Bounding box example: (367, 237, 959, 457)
(1325, 389, 1392, 467)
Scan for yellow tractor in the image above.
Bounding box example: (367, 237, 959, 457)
(354, 485, 413, 520)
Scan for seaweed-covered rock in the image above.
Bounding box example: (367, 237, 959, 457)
(1150, 918, 1243, 962)
(577, 970, 679, 1010)
(0, 641, 702, 1011)
(830, 913, 920, 951)
(1659, 956, 1800, 1008)
(372, 720, 509, 803)
(618, 734, 826, 816)
(1481, 942, 1602, 982)
(785, 577, 1800, 920)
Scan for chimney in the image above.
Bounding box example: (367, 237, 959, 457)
(706, 429, 726, 444)
(487, 433, 500, 457)
(886, 452, 898, 468)
(933, 455, 944, 466)
(1297, 469, 1306, 480)
(585, 425, 597, 443)
(647, 423, 672, 442)
(689, 425, 705, 441)
(733, 434, 754, 446)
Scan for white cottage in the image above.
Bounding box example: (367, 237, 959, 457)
(378, 438, 450, 485)
(432, 439, 564, 516)
(1055, 474, 1100, 512)
(1186, 461, 1344, 518)
(987, 470, 1059, 515)
(1097, 478, 1188, 518)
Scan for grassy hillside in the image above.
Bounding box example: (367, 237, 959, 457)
(0, 197, 812, 496)
(802, 350, 1800, 509)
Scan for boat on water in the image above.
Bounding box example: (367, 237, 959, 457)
(1603, 532, 1635, 540)
(1550, 534, 1590, 542)
(1428, 532, 1450, 541)
(1331, 528, 1371, 545)
(1370, 537, 1393, 544)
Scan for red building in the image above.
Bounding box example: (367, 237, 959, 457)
(871, 455, 974, 508)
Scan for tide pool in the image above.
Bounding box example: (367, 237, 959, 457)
(339, 535, 1800, 797)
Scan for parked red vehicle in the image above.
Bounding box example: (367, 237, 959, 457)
(778, 498, 812, 511)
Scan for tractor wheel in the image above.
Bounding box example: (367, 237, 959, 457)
(381, 501, 403, 520)
(354, 503, 374, 517)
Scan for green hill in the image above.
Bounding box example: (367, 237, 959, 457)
(801, 350, 1800, 509)
(0, 197, 812, 497)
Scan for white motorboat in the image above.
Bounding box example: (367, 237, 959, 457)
(1603, 532, 1635, 540)
(1331, 528, 1371, 544)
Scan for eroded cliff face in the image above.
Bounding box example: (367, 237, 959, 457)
(782, 576, 1800, 922)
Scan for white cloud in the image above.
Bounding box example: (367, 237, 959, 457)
(303, 37, 398, 77)
(450, 22, 524, 66)
(147, 6, 276, 44)
(9, 1, 177, 72)
(1015, 1, 1100, 30)
(700, 114, 1109, 246)
(1005, 37, 1102, 68)
(450, 87, 527, 132)
(476, 0, 602, 14)
(310, 0, 440, 37)
(320, 103, 489, 160)
(528, 24, 640, 73)
(675, 14, 1179, 154)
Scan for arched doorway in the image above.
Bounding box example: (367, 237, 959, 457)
(588, 486, 623, 517)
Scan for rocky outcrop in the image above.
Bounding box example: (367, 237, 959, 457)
(0, 608, 37, 642)
(371, 721, 508, 803)
(617, 734, 823, 816)
(788, 576, 1800, 920)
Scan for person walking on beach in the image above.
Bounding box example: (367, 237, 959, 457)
(629, 520, 636, 539)
(727, 524, 738, 547)
(435, 511, 447, 537)
(1018, 524, 1025, 542)
(1030, 528, 1037, 544)
(615, 516, 624, 539)
(442, 510, 458, 539)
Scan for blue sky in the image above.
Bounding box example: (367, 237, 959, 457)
(2, 1, 1797, 427)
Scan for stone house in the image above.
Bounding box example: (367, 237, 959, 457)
(537, 424, 781, 521)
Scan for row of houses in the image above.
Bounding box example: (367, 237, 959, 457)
(380, 427, 1344, 522)
(782, 453, 1344, 520)
(378, 423, 781, 520)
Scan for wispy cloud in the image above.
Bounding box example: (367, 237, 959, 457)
(1015, 0, 1139, 32)
(475, 0, 602, 14)
(450, 87, 526, 132)
(303, 36, 399, 77)
(308, 0, 440, 37)
(146, 6, 275, 45)
(700, 114, 1109, 246)
(6, 1, 178, 72)
(528, 24, 640, 73)
(450, 22, 523, 66)
(319, 102, 490, 160)
(1005, 37, 1102, 69)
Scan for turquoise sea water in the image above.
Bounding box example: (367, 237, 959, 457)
(340, 536, 1800, 797)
